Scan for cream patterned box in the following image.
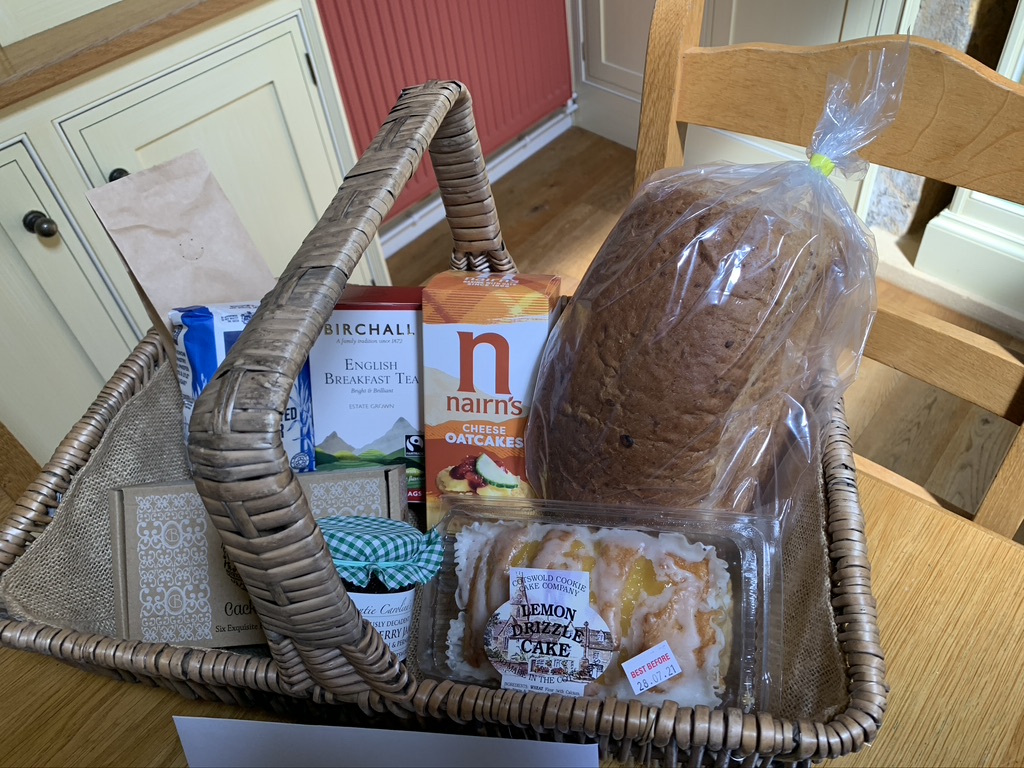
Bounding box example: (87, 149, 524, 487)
(110, 467, 406, 648)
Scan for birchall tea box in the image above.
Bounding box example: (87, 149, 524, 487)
(170, 303, 315, 472)
(422, 271, 561, 528)
(308, 286, 424, 506)
(110, 467, 408, 648)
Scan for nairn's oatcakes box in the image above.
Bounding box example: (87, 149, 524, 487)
(422, 271, 561, 528)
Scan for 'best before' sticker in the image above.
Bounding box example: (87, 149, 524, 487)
(621, 641, 682, 695)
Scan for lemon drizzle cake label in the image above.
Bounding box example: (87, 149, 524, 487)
(483, 567, 614, 697)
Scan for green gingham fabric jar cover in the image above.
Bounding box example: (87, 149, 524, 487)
(317, 516, 443, 590)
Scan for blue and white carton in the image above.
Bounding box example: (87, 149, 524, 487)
(170, 303, 316, 472)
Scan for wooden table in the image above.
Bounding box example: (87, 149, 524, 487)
(2, 472, 1023, 767)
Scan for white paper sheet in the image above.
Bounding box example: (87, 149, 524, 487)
(174, 716, 599, 768)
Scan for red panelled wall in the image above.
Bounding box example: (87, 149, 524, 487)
(317, 1, 573, 219)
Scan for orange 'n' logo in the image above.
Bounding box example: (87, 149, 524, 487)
(457, 331, 511, 394)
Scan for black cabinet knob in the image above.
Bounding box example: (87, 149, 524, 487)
(108, 168, 130, 182)
(23, 210, 58, 238)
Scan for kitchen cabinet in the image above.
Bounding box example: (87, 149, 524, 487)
(0, 139, 135, 461)
(0, 0, 388, 463)
(58, 14, 364, 281)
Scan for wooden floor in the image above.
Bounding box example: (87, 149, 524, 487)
(0, 420, 39, 522)
(389, 127, 1020, 525)
(388, 128, 636, 295)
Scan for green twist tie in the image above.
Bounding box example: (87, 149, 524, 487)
(810, 153, 836, 177)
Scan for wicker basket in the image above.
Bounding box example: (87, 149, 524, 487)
(0, 81, 887, 765)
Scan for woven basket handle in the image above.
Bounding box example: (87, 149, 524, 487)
(188, 81, 514, 704)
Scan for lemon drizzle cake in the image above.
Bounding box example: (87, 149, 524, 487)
(447, 520, 733, 707)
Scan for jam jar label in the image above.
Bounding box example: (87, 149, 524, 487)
(483, 568, 614, 696)
(349, 588, 416, 660)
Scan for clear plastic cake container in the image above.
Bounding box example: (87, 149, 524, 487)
(415, 496, 780, 713)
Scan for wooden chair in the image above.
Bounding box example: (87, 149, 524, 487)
(635, 0, 1024, 539)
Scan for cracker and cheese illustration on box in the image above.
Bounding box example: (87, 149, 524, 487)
(422, 271, 561, 528)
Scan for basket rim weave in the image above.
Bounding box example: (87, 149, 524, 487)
(0, 81, 887, 765)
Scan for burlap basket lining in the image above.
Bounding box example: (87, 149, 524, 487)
(0, 364, 191, 635)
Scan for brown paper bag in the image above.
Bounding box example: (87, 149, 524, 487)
(85, 150, 276, 355)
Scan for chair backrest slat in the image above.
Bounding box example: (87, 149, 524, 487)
(636, 5, 1024, 206)
(674, 38, 1024, 204)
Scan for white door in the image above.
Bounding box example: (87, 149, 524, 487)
(570, 0, 658, 150)
(58, 16, 380, 303)
(0, 139, 135, 462)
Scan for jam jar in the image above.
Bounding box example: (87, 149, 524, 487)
(317, 516, 442, 660)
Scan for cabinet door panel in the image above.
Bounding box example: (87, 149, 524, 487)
(61, 18, 373, 284)
(0, 141, 132, 462)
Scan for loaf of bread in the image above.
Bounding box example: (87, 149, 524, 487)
(525, 166, 871, 512)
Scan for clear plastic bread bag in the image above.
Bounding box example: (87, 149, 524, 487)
(525, 45, 908, 522)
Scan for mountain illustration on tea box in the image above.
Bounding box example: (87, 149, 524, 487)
(361, 416, 417, 454)
(317, 432, 358, 455)
(315, 417, 423, 476)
